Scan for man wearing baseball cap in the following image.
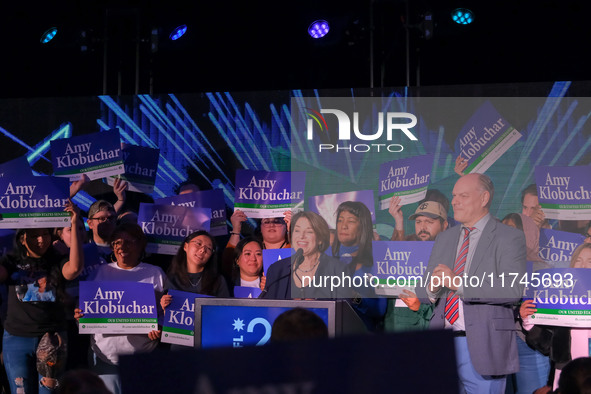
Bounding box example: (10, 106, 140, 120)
(408, 201, 448, 241)
(389, 196, 448, 241)
(384, 198, 448, 333)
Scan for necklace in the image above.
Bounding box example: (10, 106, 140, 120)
(297, 258, 320, 273)
(188, 275, 202, 287)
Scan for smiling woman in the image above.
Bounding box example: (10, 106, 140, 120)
(163, 230, 229, 297)
(79, 223, 166, 394)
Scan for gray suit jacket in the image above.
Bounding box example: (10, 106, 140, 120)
(417, 217, 526, 376)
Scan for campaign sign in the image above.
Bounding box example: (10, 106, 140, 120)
(155, 189, 227, 236)
(538, 229, 584, 262)
(378, 154, 433, 210)
(308, 190, 376, 230)
(161, 290, 211, 347)
(455, 101, 522, 174)
(78, 281, 158, 334)
(106, 145, 159, 194)
(0, 157, 32, 177)
(526, 268, 591, 327)
(50, 130, 124, 181)
(0, 175, 70, 229)
(263, 248, 294, 274)
(234, 170, 306, 218)
(535, 166, 591, 220)
(371, 241, 433, 296)
(234, 286, 262, 299)
(138, 203, 211, 255)
(199, 305, 329, 348)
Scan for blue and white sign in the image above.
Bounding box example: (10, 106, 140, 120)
(51, 130, 124, 181)
(155, 189, 227, 236)
(526, 268, 591, 327)
(535, 165, 591, 220)
(138, 203, 211, 255)
(371, 241, 433, 296)
(455, 101, 522, 174)
(78, 281, 158, 334)
(0, 175, 70, 228)
(234, 170, 306, 218)
(378, 154, 432, 209)
(538, 229, 585, 262)
(161, 289, 211, 347)
(106, 144, 159, 194)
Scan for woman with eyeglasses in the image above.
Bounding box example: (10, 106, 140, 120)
(161, 231, 229, 306)
(583, 222, 591, 244)
(75, 223, 166, 394)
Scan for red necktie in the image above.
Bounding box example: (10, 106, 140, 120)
(444, 227, 475, 325)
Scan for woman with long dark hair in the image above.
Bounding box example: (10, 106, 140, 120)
(332, 201, 386, 331)
(0, 201, 84, 393)
(161, 230, 229, 306)
(230, 237, 265, 295)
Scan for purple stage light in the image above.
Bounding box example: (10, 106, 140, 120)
(308, 20, 330, 39)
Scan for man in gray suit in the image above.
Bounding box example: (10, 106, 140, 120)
(417, 173, 526, 393)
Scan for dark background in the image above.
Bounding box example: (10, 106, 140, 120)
(1, 0, 590, 98)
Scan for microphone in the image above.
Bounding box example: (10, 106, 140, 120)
(258, 249, 304, 299)
(292, 248, 305, 270)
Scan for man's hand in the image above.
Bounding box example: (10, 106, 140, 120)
(430, 264, 459, 293)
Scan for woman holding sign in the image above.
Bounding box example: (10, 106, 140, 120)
(332, 201, 386, 331)
(76, 223, 166, 394)
(0, 201, 84, 393)
(520, 243, 591, 392)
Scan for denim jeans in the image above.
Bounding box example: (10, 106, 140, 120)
(514, 335, 550, 394)
(2, 330, 67, 394)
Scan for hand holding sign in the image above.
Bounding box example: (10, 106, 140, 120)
(454, 155, 468, 176)
(160, 294, 172, 311)
(400, 289, 420, 311)
(520, 299, 537, 320)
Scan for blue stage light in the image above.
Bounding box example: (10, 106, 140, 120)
(40, 27, 58, 43)
(308, 20, 330, 39)
(169, 25, 187, 40)
(451, 8, 474, 25)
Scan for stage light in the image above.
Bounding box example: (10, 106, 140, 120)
(308, 20, 330, 39)
(451, 8, 474, 25)
(40, 27, 58, 44)
(169, 25, 187, 40)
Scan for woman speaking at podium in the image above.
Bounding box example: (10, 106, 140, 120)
(262, 211, 346, 300)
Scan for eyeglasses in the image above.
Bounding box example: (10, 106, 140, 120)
(261, 218, 285, 226)
(89, 215, 116, 223)
(188, 240, 214, 254)
(111, 238, 138, 249)
(583, 233, 591, 239)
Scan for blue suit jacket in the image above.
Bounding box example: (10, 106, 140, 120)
(417, 217, 526, 375)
